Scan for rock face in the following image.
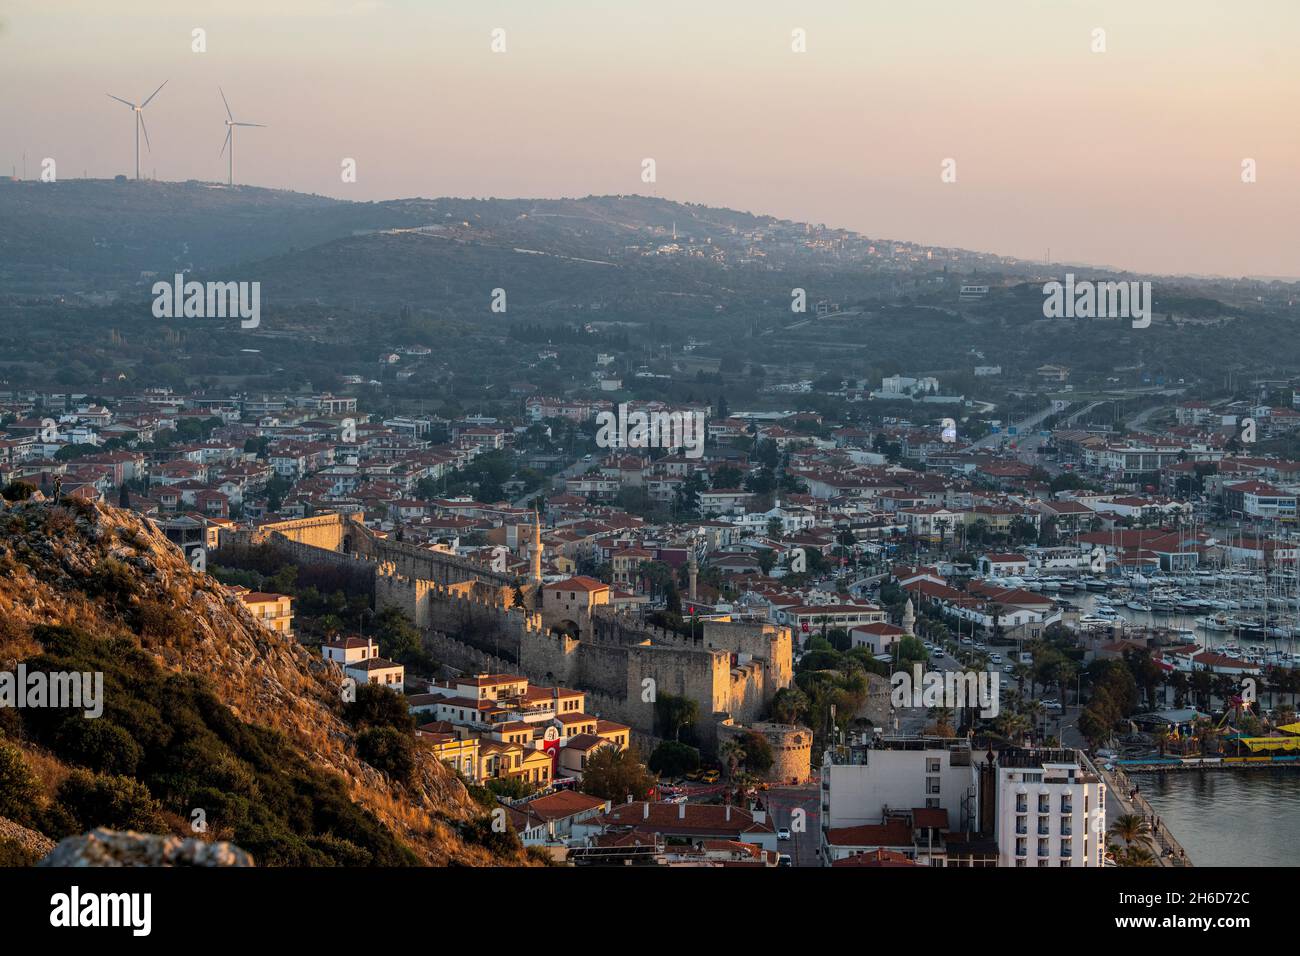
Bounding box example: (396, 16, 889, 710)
(0, 816, 57, 858)
(38, 828, 254, 867)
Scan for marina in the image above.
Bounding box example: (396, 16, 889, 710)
(986, 565, 1300, 670)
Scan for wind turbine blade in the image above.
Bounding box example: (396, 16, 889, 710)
(140, 79, 168, 109)
(220, 127, 232, 157)
(219, 87, 233, 121)
(139, 112, 152, 151)
(106, 93, 136, 108)
(233, 122, 266, 128)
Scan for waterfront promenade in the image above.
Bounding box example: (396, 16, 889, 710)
(1100, 764, 1192, 867)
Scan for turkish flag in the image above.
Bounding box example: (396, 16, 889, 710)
(801, 621, 810, 633)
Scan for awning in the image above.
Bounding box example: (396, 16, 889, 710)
(1240, 736, 1300, 752)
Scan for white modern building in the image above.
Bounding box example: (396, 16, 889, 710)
(821, 736, 979, 836)
(994, 749, 1106, 867)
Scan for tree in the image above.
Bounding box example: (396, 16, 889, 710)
(739, 731, 774, 774)
(1109, 813, 1152, 848)
(719, 737, 746, 785)
(655, 693, 699, 743)
(579, 747, 656, 801)
(344, 683, 416, 733)
(770, 686, 810, 725)
(648, 741, 701, 777)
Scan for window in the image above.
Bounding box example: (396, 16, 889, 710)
(927, 758, 941, 773)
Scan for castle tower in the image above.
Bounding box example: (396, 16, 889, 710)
(902, 597, 916, 637)
(530, 503, 543, 587)
(688, 550, 698, 603)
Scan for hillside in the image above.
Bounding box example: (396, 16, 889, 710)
(0, 495, 529, 867)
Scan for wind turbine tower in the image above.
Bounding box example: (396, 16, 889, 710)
(219, 88, 266, 187)
(105, 80, 168, 180)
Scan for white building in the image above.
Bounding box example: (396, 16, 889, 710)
(994, 749, 1105, 867)
(821, 736, 979, 841)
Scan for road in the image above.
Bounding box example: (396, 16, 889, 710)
(1125, 403, 1171, 436)
(512, 455, 591, 508)
(763, 784, 821, 866)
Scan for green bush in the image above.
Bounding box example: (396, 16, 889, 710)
(0, 481, 37, 502)
(355, 727, 415, 784)
(0, 742, 41, 825)
(19, 625, 419, 866)
(52, 718, 143, 776)
(57, 769, 167, 833)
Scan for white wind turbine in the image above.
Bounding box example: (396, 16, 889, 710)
(219, 88, 266, 187)
(106, 80, 168, 180)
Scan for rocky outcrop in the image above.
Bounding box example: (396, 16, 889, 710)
(39, 828, 254, 867)
(0, 499, 527, 866)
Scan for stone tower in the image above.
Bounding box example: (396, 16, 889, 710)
(902, 597, 916, 636)
(688, 549, 699, 603)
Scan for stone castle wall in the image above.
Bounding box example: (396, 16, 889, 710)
(255, 512, 794, 755)
(717, 720, 815, 784)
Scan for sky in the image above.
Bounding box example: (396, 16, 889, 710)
(2, 0, 1298, 278)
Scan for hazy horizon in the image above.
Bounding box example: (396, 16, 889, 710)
(3, 0, 1298, 279)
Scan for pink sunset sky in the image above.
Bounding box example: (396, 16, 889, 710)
(2, 0, 1297, 277)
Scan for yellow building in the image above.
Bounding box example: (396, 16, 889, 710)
(233, 589, 294, 636)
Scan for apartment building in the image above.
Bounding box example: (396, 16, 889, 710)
(994, 749, 1106, 868)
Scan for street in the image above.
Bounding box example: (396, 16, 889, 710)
(763, 784, 822, 866)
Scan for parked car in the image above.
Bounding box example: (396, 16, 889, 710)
(777, 827, 791, 841)
(777, 853, 793, 867)
(699, 770, 720, 784)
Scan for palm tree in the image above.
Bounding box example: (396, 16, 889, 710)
(994, 710, 1030, 743)
(1121, 844, 1157, 867)
(719, 738, 746, 786)
(1011, 663, 1032, 696)
(934, 517, 950, 552)
(1023, 698, 1046, 740)
(926, 706, 955, 736)
(1109, 813, 1152, 848)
